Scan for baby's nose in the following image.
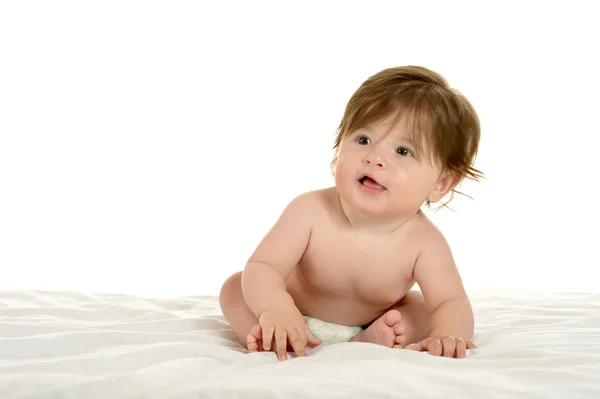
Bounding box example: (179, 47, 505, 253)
(364, 154, 385, 168)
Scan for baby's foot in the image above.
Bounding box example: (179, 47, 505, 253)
(350, 309, 406, 348)
(246, 324, 265, 352)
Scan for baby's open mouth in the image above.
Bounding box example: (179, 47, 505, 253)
(359, 175, 386, 190)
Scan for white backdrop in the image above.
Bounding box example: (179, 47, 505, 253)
(1, 1, 598, 297)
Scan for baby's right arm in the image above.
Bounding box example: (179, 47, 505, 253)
(241, 192, 315, 358)
(242, 192, 314, 315)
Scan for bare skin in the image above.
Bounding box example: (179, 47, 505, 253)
(220, 116, 476, 360)
(220, 190, 474, 359)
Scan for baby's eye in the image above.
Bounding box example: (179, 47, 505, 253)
(396, 147, 413, 157)
(357, 136, 371, 145)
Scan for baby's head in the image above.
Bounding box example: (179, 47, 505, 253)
(332, 65, 483, 210)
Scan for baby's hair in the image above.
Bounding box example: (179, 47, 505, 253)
(331, 65, 484, 209)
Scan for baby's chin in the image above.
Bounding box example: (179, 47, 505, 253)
(348, 194, 424, 220)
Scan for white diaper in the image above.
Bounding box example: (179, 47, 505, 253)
(304, 316, 363, 345)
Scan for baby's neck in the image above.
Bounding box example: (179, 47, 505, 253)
(337, 195, 420, 235)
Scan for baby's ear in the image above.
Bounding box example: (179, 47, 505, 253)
(428, 171, 461, 204)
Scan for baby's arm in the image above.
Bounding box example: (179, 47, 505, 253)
(411, 229, 475, 357)
(241, 192, 315, 358)
(242, 192, 313, 315)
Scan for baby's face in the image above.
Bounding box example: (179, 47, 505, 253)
(334, 116, 444, 219)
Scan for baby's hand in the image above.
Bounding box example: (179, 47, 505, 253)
(405, 336, 476, 359)
(259, 305, 321, 360)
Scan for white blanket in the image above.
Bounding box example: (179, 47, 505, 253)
(1, 289, 599, 398)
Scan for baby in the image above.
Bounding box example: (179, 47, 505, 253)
(220, 65, 482, 360)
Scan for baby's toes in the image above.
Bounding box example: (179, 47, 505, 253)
(250, 324, 262, 340)
(383, 309, 403, 327)
(391, 322, 406, 349)
(392, 333, 407, 349)
(393, 324, 405, 335)
(247, 324, 264, 352)
(246, 333, 259, 352)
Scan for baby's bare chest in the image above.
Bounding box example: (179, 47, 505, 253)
(294, 224, 418, 304)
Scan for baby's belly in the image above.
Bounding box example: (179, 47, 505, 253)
(285, 269, 409, 327)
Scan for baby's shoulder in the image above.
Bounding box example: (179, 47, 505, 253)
(408, 212, 451, 252)
(289, 187, 336, 211)
(283, 187, 335, 218)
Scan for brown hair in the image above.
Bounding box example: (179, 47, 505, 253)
(331, 65, 483, 209)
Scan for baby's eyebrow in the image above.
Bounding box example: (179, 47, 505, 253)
(396, 137, 417, 147)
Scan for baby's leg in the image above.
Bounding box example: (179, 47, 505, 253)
(219, 271, 259, 346)
(351, 290, 429, 348)
(388, 290, 429, 345)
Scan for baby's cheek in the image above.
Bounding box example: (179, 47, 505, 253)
(334, 161, 352, 184)
(334, 172, 348, 193)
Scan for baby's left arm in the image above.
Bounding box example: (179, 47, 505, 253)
(411, 229, 476, 358)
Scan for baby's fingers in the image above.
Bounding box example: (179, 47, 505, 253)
(441, 336, 456, 358)
(286, 328, 307, 357)
(405, 336, 432, 352)
(289, 338, 307, 358)
(426, 338, 443, 356)
(404, 342, 421, 351)
(455, 337, 467, 359)
(261, 323, 274, 351)
(306, 327, 322, 347)
(275, 328, 288, 360)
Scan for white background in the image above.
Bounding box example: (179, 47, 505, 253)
(1, 1, 598, 298)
